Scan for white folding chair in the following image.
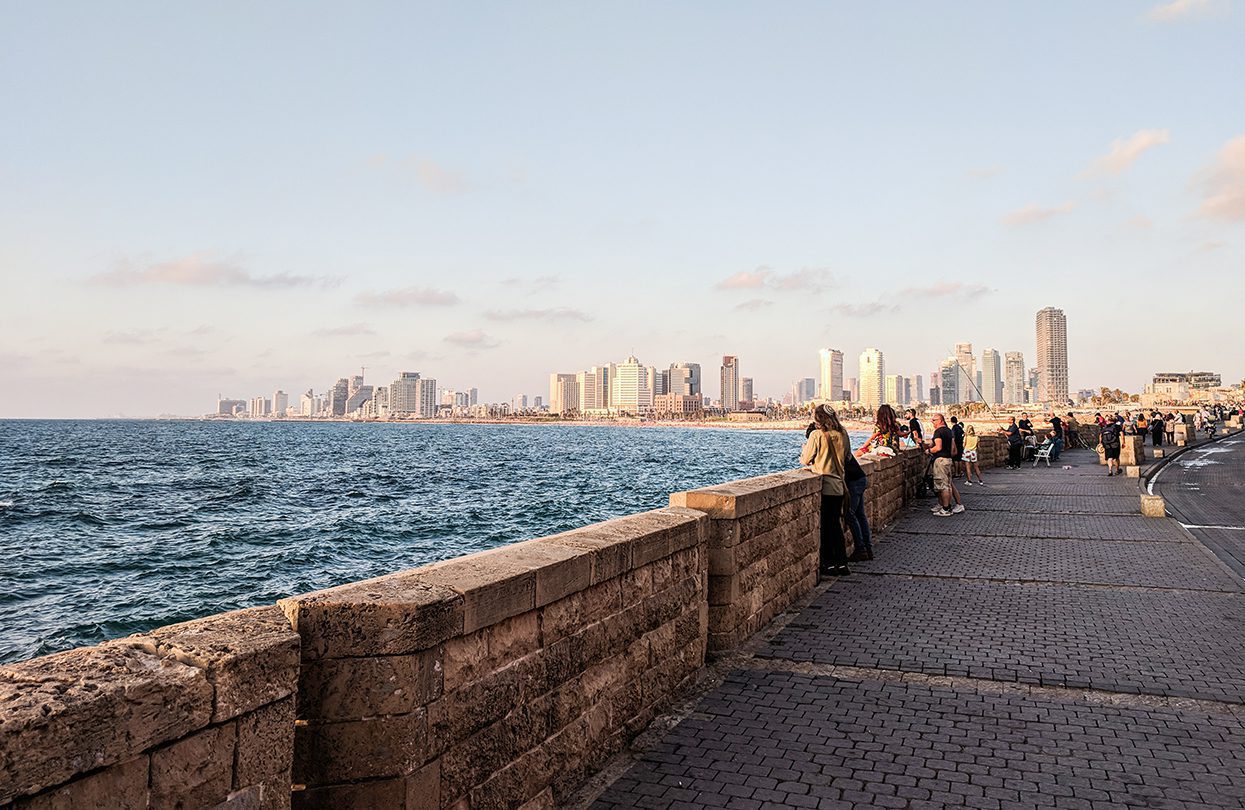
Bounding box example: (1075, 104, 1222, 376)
(1033, 442, 1054, 467)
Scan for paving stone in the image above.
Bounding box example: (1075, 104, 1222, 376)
(856, 533, 1243, 592)
(761, 576, 1245, 702)
(893, 511, 1186, 542)
(591, 670, 1245, 809)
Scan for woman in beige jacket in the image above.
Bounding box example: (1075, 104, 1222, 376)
(800, 405, 851, 577)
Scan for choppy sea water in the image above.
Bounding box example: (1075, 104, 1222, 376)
(0, 420, 866, 664)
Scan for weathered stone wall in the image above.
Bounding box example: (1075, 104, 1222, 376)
(670, 471, 820, 652)
(0, 607, 299, 809)
(3, 436, 1031, 809)
(279, 507, 708, 809)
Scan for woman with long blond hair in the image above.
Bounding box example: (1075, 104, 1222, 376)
(800, 404, 852, 577)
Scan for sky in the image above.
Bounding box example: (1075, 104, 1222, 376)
(1, 1, 1243, 418)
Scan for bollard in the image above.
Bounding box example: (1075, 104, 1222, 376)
(1124, 466, 1140, 478)
(1140, 494, 1166, 517)
(1177, 440, 1187, 447)
(1153, 448, 1165, 458)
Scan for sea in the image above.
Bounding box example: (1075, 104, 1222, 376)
(0, 420, 869, 664)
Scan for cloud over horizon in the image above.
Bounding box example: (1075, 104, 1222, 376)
(483, 307, 592, 322)
(92, 255, 338, 289)
(313, 323, 376, 337)
(1195, 135, 1245, 221)
(444, 329, 499, 349)
(1083, 129, 1171, 176)
(900, 282, 994, 300)
(356, 286, 460, 307)
(716, 266, 835, 292)
(1002, 202, 1076, 226)
(828, 302, 900, 318)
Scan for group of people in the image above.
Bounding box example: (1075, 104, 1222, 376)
(800, 404, 974, 578)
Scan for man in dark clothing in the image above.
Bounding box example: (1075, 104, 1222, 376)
(1048, 412, 1064, 461)
(950, 416, 965, 478)
(1101, 417, 1122, 476)
(999, 417, 1023, 468)
(1018, 413, 1034, 439)
(905, 408, 923, 447)
(927, 413, 963, 516)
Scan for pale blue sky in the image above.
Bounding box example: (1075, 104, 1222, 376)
(2, 1, 1242, 417)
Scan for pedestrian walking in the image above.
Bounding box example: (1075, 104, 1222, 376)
(844, 452, 873, 562)
(962, 425, 986, 485)
(950, 416, 965, 478)
(1165, 412, 1178, 444)
(1100, 416, 1123, 476)
(926, 413, 964, 516)
(801, 405, 852, 577)
(1151, 412, 1164, 447)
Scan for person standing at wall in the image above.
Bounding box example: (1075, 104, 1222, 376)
(962, 425, 986, 485)
(1065, 412, 1081, 449)
(905, 408, 923, 448)
(927, 413, 963, 516)
(844, 452, 873, 562)
(1151, 412, 1165, 447)
(801, 405, 851, 577)
(998, 417, 1023, 469)
(950, 416, 966, 479)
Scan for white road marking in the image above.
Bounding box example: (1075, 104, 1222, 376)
(1180, 524, 1245, 531)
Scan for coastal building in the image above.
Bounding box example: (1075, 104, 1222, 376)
(858, 348, 884, 409)
(939, 357, 960, 405)
(345, 385, 373, 415)
(329, 378, 350, 416)
(790, 378, 816, 406)
(720, 356, 741, 411)
(549, 373, 579, 415)
(818, 348, 844, 403)
(668, 362, 702, 397)
(915, 374, 924, 404)
(610, 356, 652, 414)
(577, 366, 610, 412)
(1004, 352, 1025, 405)
(954, 343, 976, 403)
(884, 374, 903, 407)
(217, 398, 245, 416)
(653, 393, 701, 417)
(512, 394, 528, 413)
(1036, 307, 1069, 405)
(740, 377, 754, 408)
(248, 396, 269, 417)
(847, 377, 859, 403)
(1153, 371, 1222, 389)
(299, 390, 315, 417)
(272, 390, 288, 417)
(981, 349, 1002, 405)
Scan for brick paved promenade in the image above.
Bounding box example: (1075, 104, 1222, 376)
(590, 446, 1245, 809)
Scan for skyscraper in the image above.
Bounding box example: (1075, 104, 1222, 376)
(1036, 307, 1069, 405)
(848, 377, 859, 402)
(740, 377, 754, 406)
(915, 374, 925, 404)
(1003, 352, 1025, 405)
(720, 356, 741, 411)
(939, 357, 960, 405)
(549, 373, 579, 415)
(818, 348, 844, 403)
(790, 378, 816, 406)
(668, 362, 702, 396)
(954, 343, 976, 403)
(858, 348, 884, 409)
(272, 390, 288, 417)
(981, 349, 1002, 406)
(611, 355, 652, 413)
(884, 374, 903, 406)
(329, 378, 350, 416)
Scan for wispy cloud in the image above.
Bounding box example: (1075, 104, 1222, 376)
(1002, 202, 1076, 226)
(899, 282, 993, 300)
(1083, 129, 1171, 176)
(314, 323, 375, 337)
(1145, 0, 1214, 22)
(715, 266, 835, 292)
(828, 302, 900, 318)
(369, 155, 469, 194)
(1195, 135, 1245, 222)
(188, 325, 217, 336)
(444, 329, 499, 349)
(734, 299, 773, 312)
(484, 307, 592, 322)
(1199, 240, 1226, 252)
(501, 275, 560, 295)
(103, 329, 164, 345)
(92, 254, 338, 289)
(969, 165, 1005, 179)
(356, 286, 460, 307)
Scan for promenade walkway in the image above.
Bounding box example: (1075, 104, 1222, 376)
(589, 446, 1245, 809)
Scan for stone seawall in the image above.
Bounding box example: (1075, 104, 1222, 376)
(1, 439, 1007, 809)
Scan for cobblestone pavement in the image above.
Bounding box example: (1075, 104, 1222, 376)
(591, 445, 1245, 808)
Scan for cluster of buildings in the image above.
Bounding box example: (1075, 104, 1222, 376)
(548, 358, 725, 417)
(789, 307, 1072, 410)
(1141, 370, 1233, 406)
(215, 371, 502, 420)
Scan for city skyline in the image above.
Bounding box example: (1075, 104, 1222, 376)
(3, 4, 1244, 418)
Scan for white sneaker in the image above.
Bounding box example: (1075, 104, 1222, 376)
(951, 504, 966, 514)
(964, 481, 973, 486)
(931, 505, 945, 514)
(934, 508, 953, 517)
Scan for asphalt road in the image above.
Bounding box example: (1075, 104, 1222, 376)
(1154, 432, 1245, 579)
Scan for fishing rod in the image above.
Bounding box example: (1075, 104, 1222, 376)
(942, 349, 999, 420)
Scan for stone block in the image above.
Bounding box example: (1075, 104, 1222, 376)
(235, 698, 295, 788)
(1124, 466, 1140, 478)
(150, 722, 237, 809)
(1153, 448, 1165, 458)
(137, 606, 300, 723)
(1141, 494, 1166, 518)
(416, 549, 541, 634)
(293, 709, 427, 786)
(1120, 435, 1146, 466)
(210, 777, 291, 810)
(0, 642, 212, 804)
(292, 779, 405, 810)
(442, 612, 539, 692)
(301, 648, 442, 721)
(670, 469, 819, 519)
(539, 579, 621, 645)
(405, 758, 441, 810)
(11, 756, 148, 810)
(280, 574, 463, 660)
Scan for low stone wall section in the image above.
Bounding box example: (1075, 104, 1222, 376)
(279, 506, 708, 809)
(0, 607, 299, 809)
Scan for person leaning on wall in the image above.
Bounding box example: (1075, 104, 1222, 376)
(801, 405, 852, 577)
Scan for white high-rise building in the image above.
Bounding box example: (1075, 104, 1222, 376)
(299, 390, 315, 417)
(668, 363, 702, 397)
(884, 374, 904, 406)
(248, 396, 269, 417)
(858, 348, 884, 409)
(980, 349, 1002, 406)
(1004, 352, 1025, 405)
(791, 378, 817, 406)
(939, 357, 960, 405)
(1036, 307, 1069, 405)
(549, 373, 579, 415)
(513, 394, 528, 413)
(915, 374, 925, 404)
(272, 390, 288, 417)
(610, 356, 651, 413)
(719, 356, 741, 411)
(954, 343, 977, 403)
(389, 372, 423, 415)
(818, 348, 844, 402)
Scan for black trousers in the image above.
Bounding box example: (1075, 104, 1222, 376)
(1008, 444, 1022, 467)
(820, 494, 847, 568)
